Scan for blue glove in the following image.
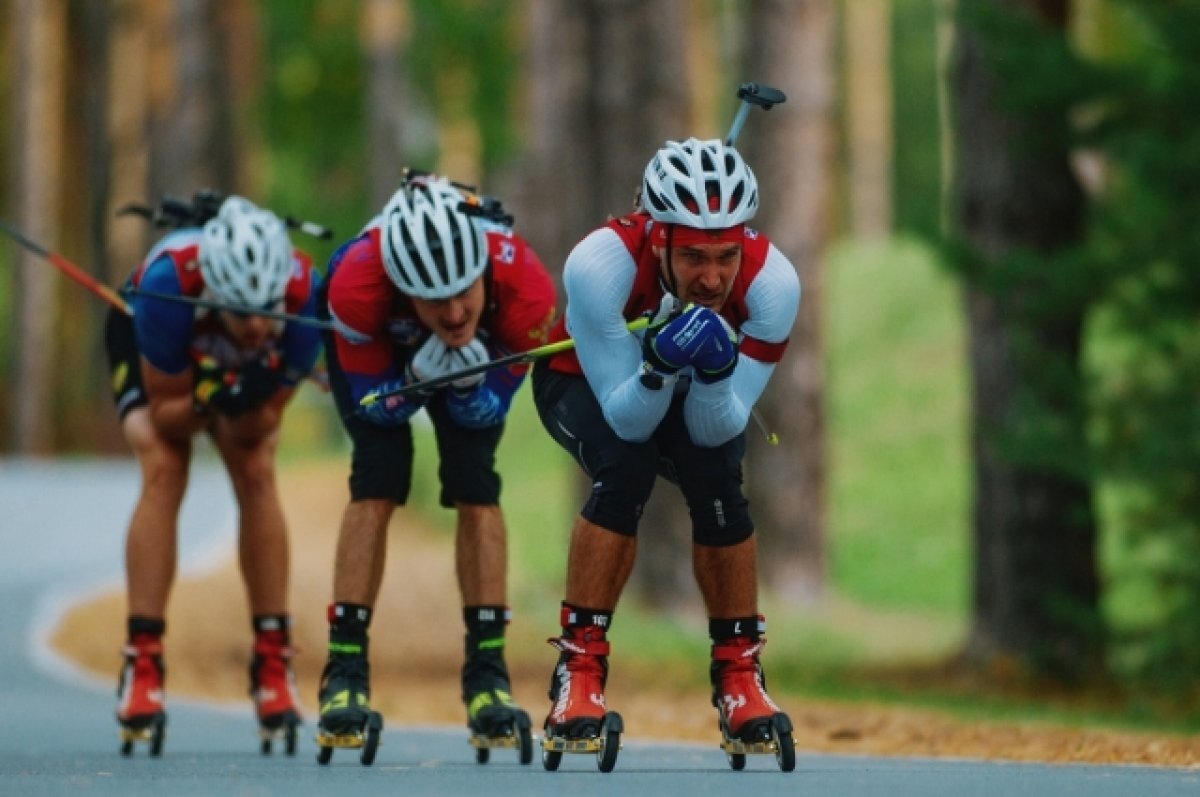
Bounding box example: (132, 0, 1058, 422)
(643, 304, 738, 383)
(358, 379, 426, 427)
(689, 313, 738, 384)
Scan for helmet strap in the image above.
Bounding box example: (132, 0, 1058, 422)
(660, 224, 681, 298)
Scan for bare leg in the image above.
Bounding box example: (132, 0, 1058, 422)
(212, 423, 290, 615)
(122, 408, 191, 618)
(564, 516, 637, 610)
(332, 499, 395, 606)
(455, 504, 507, 606)
(693, 536, 759, 618)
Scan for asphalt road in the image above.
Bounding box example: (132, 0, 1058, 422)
(2, 457, 1198, 796)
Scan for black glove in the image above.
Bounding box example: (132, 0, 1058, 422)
(236, 353, 284, 409)
(193, 354, 282, 417)
(193, 357, 245, 416)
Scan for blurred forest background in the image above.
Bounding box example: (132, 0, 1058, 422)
(6, 0, 1200, 723)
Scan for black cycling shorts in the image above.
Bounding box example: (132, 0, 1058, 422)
(532, 361, 752, 545)
(325, 328, 503, 506)
(104, 307, 147, 421)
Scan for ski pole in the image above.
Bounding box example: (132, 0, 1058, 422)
(360, 316, 654, 407)
(723, 82, 786, 446)
(120, 288, 334, 330)
(0, 219, 133, 316)
(724, 82, 787, 147)
(750, 407, 779, 446)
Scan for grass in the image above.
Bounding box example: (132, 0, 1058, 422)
(825, 236, 970, 615)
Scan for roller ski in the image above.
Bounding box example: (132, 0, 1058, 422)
(462, 638, 532, 764)
(711, 636, 796, 772)
(251, 631, 302, 755)
(540, 626, 623, 773)
(115, 637, 167, 757)
(314, 649, 382, 765)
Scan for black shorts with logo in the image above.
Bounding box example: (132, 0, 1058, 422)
(324, 327, 504, 507)
(104, 307, 147, 421)
(531, 360, 751, 545)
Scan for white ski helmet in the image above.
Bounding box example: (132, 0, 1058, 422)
(641, 137, 759, 229)
(380, 177, 488, 300)
(199, 196, 294, 307)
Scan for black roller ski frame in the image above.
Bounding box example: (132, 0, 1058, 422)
(315, 711, 383, 766)
(540, 711, 623, 773)
(719, 711, 796, 772)
(258, 711, 301, 756)
(118, 713, 166, 757)
(468, 708, 533, 765)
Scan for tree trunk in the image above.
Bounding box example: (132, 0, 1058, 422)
(519, 0, 694, 611)
(844, 0, 894, 240)
(9, 0, 66, 453)
(60, 0, 116, 451)
(106, 0, 152, 308)
(360, 0, 411, 209)
(951, 0, 1102, 677)
(741, 0, 836, 602)
(148, 0, 232, 196)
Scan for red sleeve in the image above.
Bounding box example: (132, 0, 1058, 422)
(488, 231, 557, 357)
(327, 232, 396, 377)
(283, 249, 315, 313)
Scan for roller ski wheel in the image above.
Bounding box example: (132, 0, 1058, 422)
(259, 712, 301, 756)
(718, 712, 795, 772)
(540, 710, 623, 773)
(315, 710, 383, 766)
(467, 708, 533, 765)
(118, 713, 166, 757)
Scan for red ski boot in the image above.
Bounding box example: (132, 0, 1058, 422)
(711, 635, 795, 771)
(541, 625, 623, 772)
(116, 635, 167, 756)
(250, 630, 302, 755)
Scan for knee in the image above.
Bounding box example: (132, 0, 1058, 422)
(225, 446, 278, 498)
(138, 440, 191, 501)
(581, 454, 657, 537)
(455, 504, 500, 526)
(690, 494, 753, 547)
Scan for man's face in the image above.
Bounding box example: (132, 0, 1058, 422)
(657, 242, 742, 311)
(220, 309, 277, 350)
(410, 277, 486, 347)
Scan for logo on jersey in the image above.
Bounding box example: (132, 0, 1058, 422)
(745, 227, 759, 240)
(112, 362, 129, 393)
(527, 307, 554, 345)
(385, 318, 425, 347)
(495, 240, 515, 265)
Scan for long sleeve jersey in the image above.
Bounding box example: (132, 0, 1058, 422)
(325, 222, 556, 427)
(545, 212, 800, 447)
(128, 228, 322, 384)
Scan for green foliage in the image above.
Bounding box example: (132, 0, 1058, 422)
(408, 0, 519, 175)
(1084, 1, 1200, 680)
(891, 0, 943, 239)
(261, 0, 370, 267)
